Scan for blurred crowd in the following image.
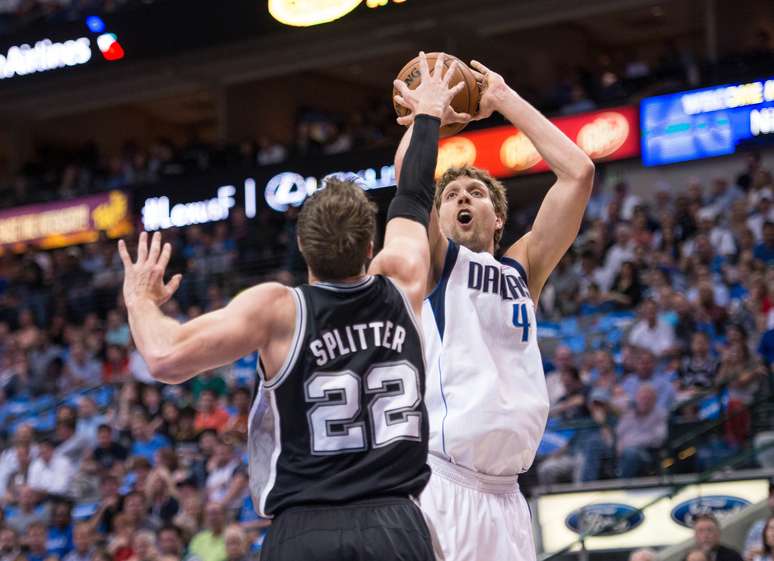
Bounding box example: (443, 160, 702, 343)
(535, 152, 774, 487)
(0, 148, 771, 561)
(0, 102, 399, 210)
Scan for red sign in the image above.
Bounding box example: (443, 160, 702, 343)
(436, 105, 640, 178)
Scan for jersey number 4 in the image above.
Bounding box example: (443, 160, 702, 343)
(512, 303, 531, 342)
(304, 361, 422, 455)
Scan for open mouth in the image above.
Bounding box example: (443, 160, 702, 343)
(457, 209, 473, 225)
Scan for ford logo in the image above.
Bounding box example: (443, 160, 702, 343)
(671, 495, 750, 528)
(565, 503, 644, 536)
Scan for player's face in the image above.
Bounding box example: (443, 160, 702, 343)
(438, 177, 502, 254)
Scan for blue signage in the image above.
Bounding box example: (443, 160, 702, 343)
(565, 503, 645, 536)
(641, 78, 774, 166)
(670, 495, 750, 528)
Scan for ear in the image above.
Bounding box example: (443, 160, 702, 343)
(495, 215, 504, 233)
(296, 235, 305, 256)
(366, 240, 374, 260)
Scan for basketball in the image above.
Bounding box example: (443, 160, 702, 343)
(393, 52, 481, 137)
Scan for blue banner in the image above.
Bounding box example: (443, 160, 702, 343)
(641, 78, 774, 166)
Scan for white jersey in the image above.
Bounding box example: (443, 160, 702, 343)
(422, 240, 549, 476)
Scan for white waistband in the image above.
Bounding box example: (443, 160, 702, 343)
(427, 454, 520, 495)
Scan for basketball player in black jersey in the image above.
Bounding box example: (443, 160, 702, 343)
(119, 53, 468, 561)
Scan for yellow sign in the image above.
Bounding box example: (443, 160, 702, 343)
(268, 0, 363, 27)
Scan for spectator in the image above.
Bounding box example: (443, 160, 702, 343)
(544, 345, 573, 406)
(63, 342, 102, 389)
(5, 485, 48, 533)
(46, 501, 74, 559)
(222, 388, 250, 438)
(0, 527, 21, 561)
(143, 468, 179, 525)
(745, 483, 774, 559)
(676, 332, 718, 396)
(188, 503, 227, 561)
(55, 419, 91, 466)
(92, 425, 129, 470)
(754, 222, 774, 265)
(157, 526, 184, 559)
(28, 438, 75, 497)
(121, 491, 158, 533)
(62, 523, 95, 561)
(191, 373, 227, 400)
(76, 396, 106, 446)
(616, 384, 667, 477)
(194, 390, 230, 433)
(621, 348, 675, 411)
(22, 521, 49, 561)
(129, 411, 171, 464)
(693, 513, 743, 561)
(604, 261, 643, 309)
(629, 549, 656, 561)
(750, 516, 774, 561)
(125, 531, 157, 561)
(628, 300, 677, 358)
(223, 526, 249, 561)
(205, 440, 242, 505)
(686, 550, 709, 561)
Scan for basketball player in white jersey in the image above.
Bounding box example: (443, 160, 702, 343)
(394, 60, 595, 560)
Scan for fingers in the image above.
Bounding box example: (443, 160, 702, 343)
(117, 239, 132, 268)
(157, 242, 172, 271)
(442, 60, 458, 87)
(393, 94, 412, 110)
(397, 115, 414, 126)
(432, 52, 445, 78)
(447, 81, 465, 98)
(470, 60, 491, 75)
(147, 232, 161, 265)
(137, 231, 148, 263)
(418, 51, 430, 79)
(393, 79, 413, 98)
(448, 110, 472, 124)
(165, 274, 183, 298)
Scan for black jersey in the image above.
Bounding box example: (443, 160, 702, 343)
(248, 275, 430, 517)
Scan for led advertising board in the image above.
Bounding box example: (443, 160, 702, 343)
(436, 105, 639, 178)
(0, 191, 132, 251)
(641, 77, 774, 166)
(536, 479, 768, 553)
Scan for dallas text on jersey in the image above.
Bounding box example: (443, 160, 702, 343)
(467, 262, 531, 300)
(309, 321, 408, 367)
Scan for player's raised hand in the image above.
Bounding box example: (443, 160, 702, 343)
(393, 51, 469, 125)
(469, 60, 511, 121)
(118, 231, 182, 308)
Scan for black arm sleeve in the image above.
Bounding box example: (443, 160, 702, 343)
(386, 114, 441, 228)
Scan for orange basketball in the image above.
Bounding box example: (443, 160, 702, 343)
(393, 52, 480, 137)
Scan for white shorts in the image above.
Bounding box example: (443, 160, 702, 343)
(419, 455, 537, 561)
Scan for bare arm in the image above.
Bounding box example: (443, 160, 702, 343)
(471, 61, 594, 300)
(119, 232, 293, 384)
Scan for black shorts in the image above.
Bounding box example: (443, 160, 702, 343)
(261, 497, 435, 561)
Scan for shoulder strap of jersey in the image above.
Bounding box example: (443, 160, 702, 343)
(426, 239, 460, 340)
(262, 287, 307, 390)
(500, 255, 529, 284)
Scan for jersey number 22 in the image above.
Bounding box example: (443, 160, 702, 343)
(305, 361, 422, 455)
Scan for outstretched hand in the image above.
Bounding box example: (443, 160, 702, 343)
(393, 51, 470, 127)
(469, 59, 510, 121)
(118, 231, 182, 308)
